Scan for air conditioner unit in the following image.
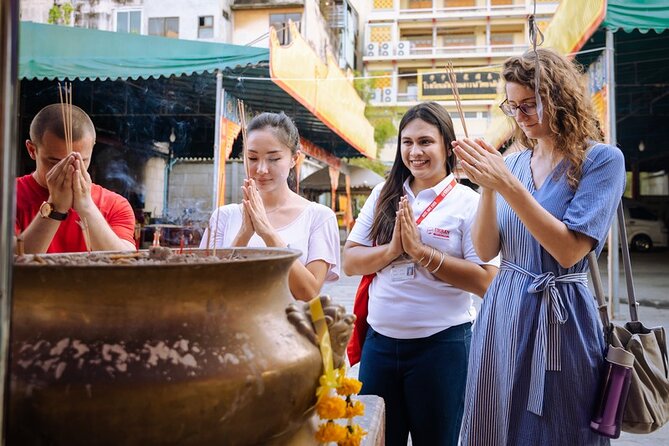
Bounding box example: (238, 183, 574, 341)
(396, 41, 410, 56)
(379, 42, 391, 56)
(382, 87, 395, 102)
(365, 42, 378, 57)
(372, 88, 383, 103)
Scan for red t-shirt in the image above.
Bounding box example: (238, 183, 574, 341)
(15, 174, 136, 253)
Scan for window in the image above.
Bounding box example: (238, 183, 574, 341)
(408, 0, 432, 8)
(629, 206, 658, 221)
(116, 10, 141, 34)
(491, 32, 514, 50)
(198, 16, 214, 39)
(270, 13, 301, 45)
(443, 33, 476, 47)
(148, 17, 179, 39)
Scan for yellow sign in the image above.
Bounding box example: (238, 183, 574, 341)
(418, 69, 501, 101)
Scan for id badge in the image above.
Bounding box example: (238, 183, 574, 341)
(390, 262, 415, 282)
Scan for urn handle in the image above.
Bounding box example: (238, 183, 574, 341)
(286, 295, 355, 369)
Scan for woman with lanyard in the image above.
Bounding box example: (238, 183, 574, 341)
(343, 102, 499, 446)
(201, 112, 340, 301)
(455, 49, 625, 445)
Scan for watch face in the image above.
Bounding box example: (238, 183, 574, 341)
(39, 201, 52, 218)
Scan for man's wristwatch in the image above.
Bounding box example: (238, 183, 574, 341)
(39, 201, 68, 221)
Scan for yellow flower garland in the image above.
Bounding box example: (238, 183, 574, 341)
(309, 297, 367, 445)
(316, 395, 347, 420)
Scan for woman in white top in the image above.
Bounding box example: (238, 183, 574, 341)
(201, 112, 340, 301)
(343, 102, 498, 446)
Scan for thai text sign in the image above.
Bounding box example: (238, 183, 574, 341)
(418, 69, 501, 100)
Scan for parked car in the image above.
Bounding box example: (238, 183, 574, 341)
(624, 199, 668, 252)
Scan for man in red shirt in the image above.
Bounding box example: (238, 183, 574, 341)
(15, 104, 136, 254)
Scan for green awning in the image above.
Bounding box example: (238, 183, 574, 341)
(603, 0, 669, 33)
(19, 22, 269, 81)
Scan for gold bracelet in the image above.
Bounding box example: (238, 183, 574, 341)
(416, 246, 428, 264)
(430, 250, 445, 274)
(422, 247, 435, 269)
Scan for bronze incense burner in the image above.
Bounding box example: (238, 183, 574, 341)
(9, 248, 325, 445)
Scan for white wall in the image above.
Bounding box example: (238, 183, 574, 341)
(232, 6, 301, 47)
(143, 0, 232, 42)
(19, 0, 52, 23)
(302, 0, 334, 62)
(143, 156, 167, 218)
(167, 159, 215, 222)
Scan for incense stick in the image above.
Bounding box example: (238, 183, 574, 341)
(236, 99, 250, 179)
(204, 222, 211, 256)
(212, 208, 221, 257)
(68, 83, 73, 151)
(77, 218, 92, 253)
(446, 62, 469, 138)
(16, 236, 25, 256)
(58, 81, 74, 154)
(58, 83, 69, 154)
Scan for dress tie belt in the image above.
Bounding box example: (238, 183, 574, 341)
(501, 259, 588, 416)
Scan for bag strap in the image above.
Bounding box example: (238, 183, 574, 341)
(587, 200, 639, 325)
(616, 202, 639, 322)
(587, 251, 610, 329)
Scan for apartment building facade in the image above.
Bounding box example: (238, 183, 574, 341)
(21, 0, 359, 72)
(363, 0, 559, 159)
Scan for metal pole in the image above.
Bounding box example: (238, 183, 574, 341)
(606, 28, 620, 319)
(0, 0, 20, 443)
(212, 70, 223, 210)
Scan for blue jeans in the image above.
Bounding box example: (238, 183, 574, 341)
(358, 323, 471, 446)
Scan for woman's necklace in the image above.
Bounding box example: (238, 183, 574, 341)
(264, 197, 290, 214)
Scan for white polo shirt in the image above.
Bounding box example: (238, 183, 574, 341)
(347, 175, 500, 339)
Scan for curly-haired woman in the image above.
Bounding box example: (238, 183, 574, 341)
(454, 48, 625, 445)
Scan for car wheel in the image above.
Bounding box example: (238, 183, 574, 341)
(631, 235, 653, 252)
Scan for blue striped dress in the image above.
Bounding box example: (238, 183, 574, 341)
(461, 144, 626, 445)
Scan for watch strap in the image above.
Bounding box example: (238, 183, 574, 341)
(48, 208, 68, 221)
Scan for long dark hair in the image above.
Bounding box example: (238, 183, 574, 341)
(246, 112, 300, 192)
(369, 102, 456, 245)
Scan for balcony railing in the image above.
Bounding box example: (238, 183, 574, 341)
(371, 1, 559, 18)
(364, 43, 527, 60)
(372, 90, 498, 105)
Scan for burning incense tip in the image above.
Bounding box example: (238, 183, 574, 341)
(152, 230, 161, 248)
(16, 236, 25, 256)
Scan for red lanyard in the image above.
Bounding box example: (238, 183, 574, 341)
(414, 175, 457, 225)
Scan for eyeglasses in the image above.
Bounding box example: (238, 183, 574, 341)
(499, 99, 538, 117)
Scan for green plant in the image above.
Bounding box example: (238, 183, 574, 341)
(47, 5, 63, 24)
(372, 118, 396, 149)
(344, 157, 387, 177)
(352, 71, 374, 102)
(47, 2, 74, 25)
(61, 2, 74, 25)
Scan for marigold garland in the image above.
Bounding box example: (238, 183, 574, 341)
(316, 395, 347, 420)
(314, 366, 367, 445)
(336, 377, 363, 397)
(315, 422, 347, 443)
(309, 297, 366, 446)
(338, 424, 366, 446)
(344, 399, 365, 418)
